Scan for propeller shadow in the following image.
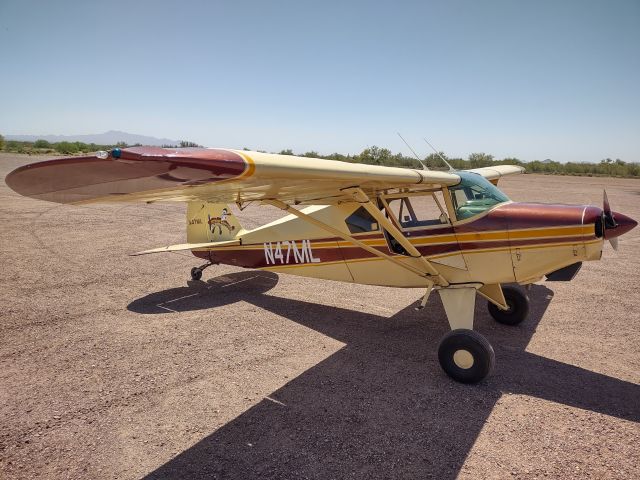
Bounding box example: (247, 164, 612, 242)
(129, 272, 639, 479)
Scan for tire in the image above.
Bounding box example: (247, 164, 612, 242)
(191, 267, 203, 281)
(488, 285, 529, 326)
(438, 329, 495, 384)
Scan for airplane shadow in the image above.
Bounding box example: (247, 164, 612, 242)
(128, 272, 640, 479)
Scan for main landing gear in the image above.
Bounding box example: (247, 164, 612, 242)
(487, 286, 530, 326)
(434, 284, 530, 383)
(438, 329, 495, 384)
(190, 262, 214, 281)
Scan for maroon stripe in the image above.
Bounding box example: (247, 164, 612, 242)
(459, 235, 596, 252)
(402, 225, 455, 236)
(509, 235, 597, 248)
(416, 243, 461, 256)
(202, 243, 346, 269)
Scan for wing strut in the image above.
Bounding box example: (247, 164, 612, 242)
(342, 187, 449, 286)
(263, 198, 447, 287)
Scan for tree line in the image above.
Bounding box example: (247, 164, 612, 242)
(0, 136, 202, 155)
(273, 146, 640, 178)
(0, 134, 637, 178)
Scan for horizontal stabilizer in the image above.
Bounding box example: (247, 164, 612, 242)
(131, 239, 241, 256)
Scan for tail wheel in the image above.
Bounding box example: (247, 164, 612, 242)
(190, 267, 203, 281)
(438, 329, 495, 384)
(487, 285, 529, 326)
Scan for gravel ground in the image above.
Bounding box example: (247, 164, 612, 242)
(1, 153, 639, 479)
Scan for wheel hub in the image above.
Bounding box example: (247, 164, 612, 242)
(453, 349, 474, 369)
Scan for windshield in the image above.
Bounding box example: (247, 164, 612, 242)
(449, 172, 510, 220)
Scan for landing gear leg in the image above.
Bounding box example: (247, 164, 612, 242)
(415, 284, 433, 311)
(190, 262, 213, 281)
(436, 287, 495, 383)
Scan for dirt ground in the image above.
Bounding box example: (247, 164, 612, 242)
(1, 152, 639, 480)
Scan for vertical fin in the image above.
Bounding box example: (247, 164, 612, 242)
(187, 202, 242, 243)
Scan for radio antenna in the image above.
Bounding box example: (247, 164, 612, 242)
(423, 137, 454, 171)
(397, 132, 428, 170)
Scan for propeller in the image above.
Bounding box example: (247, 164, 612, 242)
(602, 190, 619, 251)
(591, 190, 635, 250)
(600, 190, 638, 251)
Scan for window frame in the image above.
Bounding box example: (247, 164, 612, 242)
(379, 188, 452, 232)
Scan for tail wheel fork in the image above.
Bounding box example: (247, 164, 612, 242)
(190, 262, 214, 281)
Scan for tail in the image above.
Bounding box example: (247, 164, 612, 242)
(187, 202, 243, 243)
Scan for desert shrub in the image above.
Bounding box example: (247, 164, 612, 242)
(55, 141, 79, 154)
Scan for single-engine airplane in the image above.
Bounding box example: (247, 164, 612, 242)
(6, 147, 637, 383)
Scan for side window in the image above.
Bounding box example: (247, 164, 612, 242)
(385, 192, 449, 229)
(345, 206, 379, 234)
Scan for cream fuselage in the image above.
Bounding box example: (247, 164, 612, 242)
(190, 200, 606, 288)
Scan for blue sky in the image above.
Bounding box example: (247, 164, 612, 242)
(1, 0, 638, 162)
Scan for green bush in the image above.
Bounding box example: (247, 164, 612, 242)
(6, 140, 27, 153)
(55, 141, 79, 154)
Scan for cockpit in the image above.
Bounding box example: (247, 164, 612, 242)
(448, 172, 511, 220)
(343, 171, 511, 240)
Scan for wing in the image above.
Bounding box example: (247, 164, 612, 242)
(467, 164, 526, 184)
(6, 147, 461, 205)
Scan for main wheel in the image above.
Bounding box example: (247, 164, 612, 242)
(487, 285, 529, 326)
(190, 267, 203, 281)
(438, 329, 495, 383)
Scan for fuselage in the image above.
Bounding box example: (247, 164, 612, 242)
(191, 189, 636, 288)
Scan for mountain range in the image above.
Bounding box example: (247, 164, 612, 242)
(5, 130, 181, 146)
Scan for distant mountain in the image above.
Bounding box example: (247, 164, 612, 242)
(5, 130, 181, 146)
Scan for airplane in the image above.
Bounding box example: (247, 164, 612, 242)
(5, 146, 637, 383)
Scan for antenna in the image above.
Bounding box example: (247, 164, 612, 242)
(397, 132, 429, 170)
(423, 137, 454, 171)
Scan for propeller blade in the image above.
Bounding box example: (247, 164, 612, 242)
(603, 190, 611, 216)
(609, 236, 619, 251)
(602, 189, 617, 235)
